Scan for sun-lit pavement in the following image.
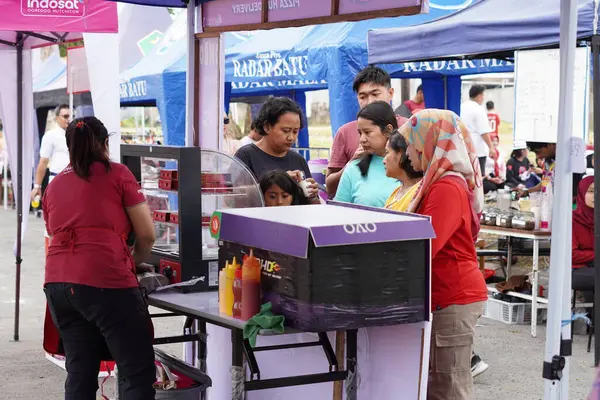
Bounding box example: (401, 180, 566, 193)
(0, 208, 595, 399)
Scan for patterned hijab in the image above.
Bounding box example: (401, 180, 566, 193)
(399, 109, 484, 215)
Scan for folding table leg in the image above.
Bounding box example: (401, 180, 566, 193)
(505, 236, 513, 278)
(198, 320, 208, 400)
(345, 329, 358, 400)
(231, 328, 245, 400)
(531, 238, 540, 337)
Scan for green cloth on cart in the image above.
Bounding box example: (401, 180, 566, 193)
(243, 302, 285, 347)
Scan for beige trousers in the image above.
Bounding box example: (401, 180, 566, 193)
(428, 301, 485, 400)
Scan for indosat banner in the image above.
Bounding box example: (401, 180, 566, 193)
(22, 0, 85, 16)
(230, 50, 326, 92)
(0, 0, 117, 39)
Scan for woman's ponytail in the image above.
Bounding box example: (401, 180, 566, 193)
(65, 117, 111, 179)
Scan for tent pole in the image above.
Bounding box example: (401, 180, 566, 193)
(593, 34, 600, 367)
(13, 32, 24, 342)
(185, 1, 196, 147)
(543, 0, 577, 397)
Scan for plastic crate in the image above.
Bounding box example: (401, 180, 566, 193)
(482, 296, 532, 324)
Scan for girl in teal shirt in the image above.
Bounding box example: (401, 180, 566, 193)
(334, 101, 401, 207)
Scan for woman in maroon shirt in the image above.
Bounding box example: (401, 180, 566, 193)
(572, 176, 595, 298)
(400, 109, 488, 400)
(42, 117, 156, 399)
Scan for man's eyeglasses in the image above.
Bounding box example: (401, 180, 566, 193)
(59, 114, 70, 120)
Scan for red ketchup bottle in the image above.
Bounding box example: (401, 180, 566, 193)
(232, 267, 243, 319)
(241, 249, 262, 321)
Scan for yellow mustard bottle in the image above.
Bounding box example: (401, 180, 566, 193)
(223, 257, 238, 316)
(219, 261, 230, 314)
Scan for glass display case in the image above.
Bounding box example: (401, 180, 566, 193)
(121, 145, 263, 291)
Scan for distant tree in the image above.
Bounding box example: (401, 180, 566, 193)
(59, 40, 84, 58)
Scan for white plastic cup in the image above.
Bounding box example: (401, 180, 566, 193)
(298, 180, 311, 198)
(31, 195, 40, 209)
(531, 206, 541, 230)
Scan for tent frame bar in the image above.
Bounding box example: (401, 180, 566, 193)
(22, 31, 59, 44)
(50, 32, 68, 41)
(13, 32, 24, 342)
(593, 33, 600, 367)
(1, 31, 67, 49)
(0, 38, 15, 47)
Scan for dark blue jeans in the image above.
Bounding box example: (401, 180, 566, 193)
(44, 283, 156, 400)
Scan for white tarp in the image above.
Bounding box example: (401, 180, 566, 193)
(83, 33, 121, 161)
(0, 49, 35, 248)
(67, 46, 91, 95)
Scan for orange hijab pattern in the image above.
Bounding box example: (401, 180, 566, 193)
(399, 109, 484, 214)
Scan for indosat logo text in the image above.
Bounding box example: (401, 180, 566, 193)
(22, 0, 85, 17)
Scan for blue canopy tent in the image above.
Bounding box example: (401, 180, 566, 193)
(183, 26, 323, 148)
(295, 7, 513, 132)
(119, 12, 253, 144)
(383, 57, 514, 116)
(368, 0, 597, 64)
(217, 2, 507, 137)
(224, 26, 326, 153)
(225, 26, 327, 95)
(130, 1, 515, 147)
(367, 0, 598, 113)
(367, 0, 596, 113)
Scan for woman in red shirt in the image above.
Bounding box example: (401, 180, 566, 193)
(42, 117, 156, 399)
(400, 109, 488, 400)
(572, 176, 594, 298)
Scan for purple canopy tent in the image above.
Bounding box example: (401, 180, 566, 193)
(0, 0, 118, 341)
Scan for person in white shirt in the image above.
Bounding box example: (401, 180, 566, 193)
(239, 120, 262, 148)
(460, 85, 496, 176)
(30, 104, 70, 201)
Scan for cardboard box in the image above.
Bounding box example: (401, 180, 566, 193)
(217, 203, 435, 331)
